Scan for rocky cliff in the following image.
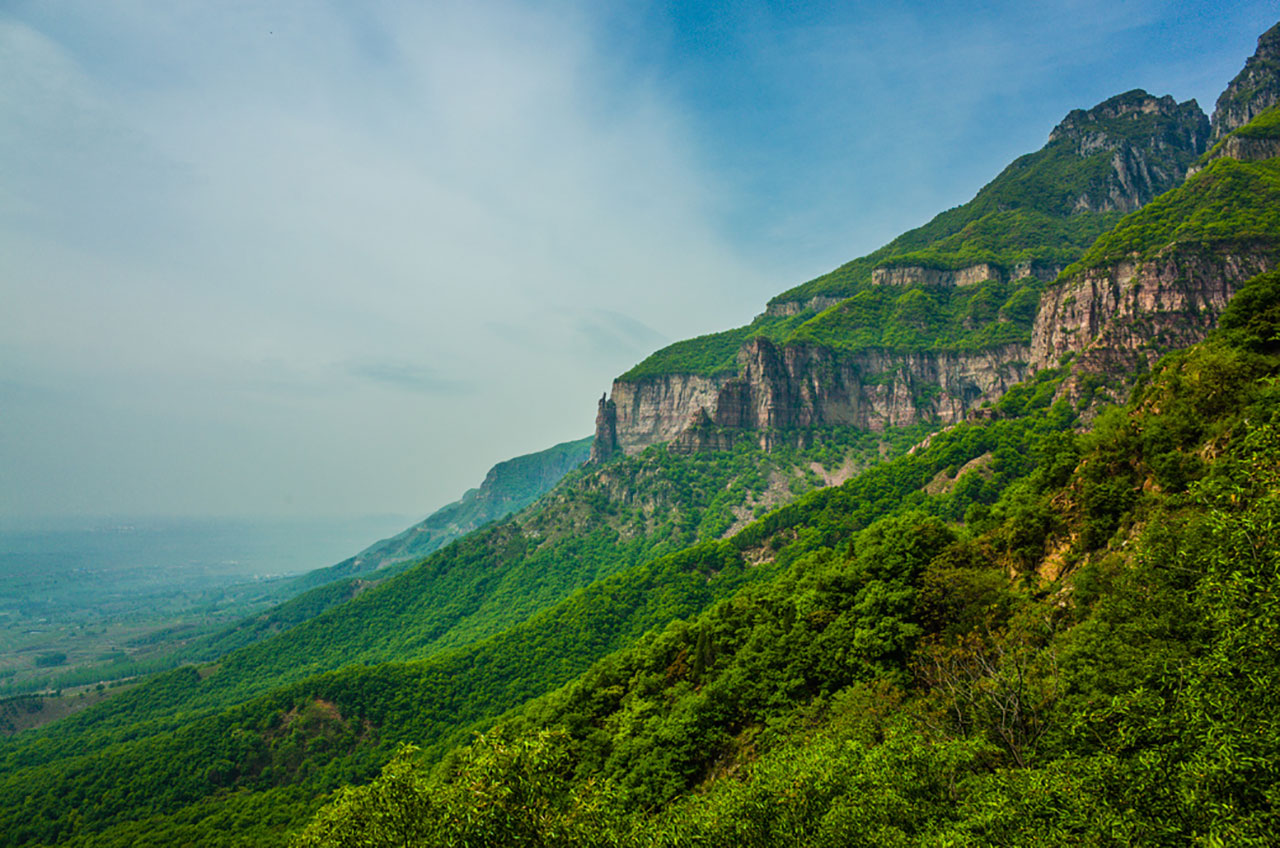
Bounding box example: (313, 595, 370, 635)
(869, 260, 1061, 288)
(594, 240, 1278, 459)
(607, 372, 731, 455)
(1211, 22, 1280, 140)
(714, 338, 1029, 433)
(1030, 248, 1278, 381)
(764, 295, 844, 318)
(1199, 131, 1280, 169)
(596, 337, 1031, 456)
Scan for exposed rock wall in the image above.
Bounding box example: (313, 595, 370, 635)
(594, 337, 1030, 457)
(607, 373, 730, 456)
(764, 295, 843, 317)
(592, 245, 1279, 460)
(869, 261, 1061, 288)
(669, 409, 738, 455)
(1030, 249, 1278, 378)
(590, 394, 619, 463)
(871, 264, 999, 287)
(1200, 134, 1280, 169)
(712, 338, 1029, 433)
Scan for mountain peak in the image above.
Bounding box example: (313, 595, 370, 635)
(1048, 89, 1206, 150)
(1258, 20, 1280, 59)
(1211, 20, 1280, 140)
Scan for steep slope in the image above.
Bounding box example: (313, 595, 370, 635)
(596, 90, 1208, 457)
(83, 437, 595, 674)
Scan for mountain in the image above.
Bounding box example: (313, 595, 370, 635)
(593, 90, 1210, 459)
(3, 20, 1280, 848)
(286, 436, 592, 592)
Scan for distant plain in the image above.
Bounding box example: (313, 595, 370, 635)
(0, 515, 412, 698)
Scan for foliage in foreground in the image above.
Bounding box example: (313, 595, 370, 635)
(294, 269, 1280, 846)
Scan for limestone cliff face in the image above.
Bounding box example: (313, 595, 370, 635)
(591, 244, 1279, 460)
(594, 338, 1030, 458)
(607, 373, 730, 456)
(1030, 249, 1278, 379)
(1200, 134, 1280, 168)
(1211, 22, 1280, 140)
(764, 295, 843, 317)
(870, 261, 1061, 288)
(590, 394, 619, 463)
(714, 338, 1029, 434)
(871, 264, 1000, 287)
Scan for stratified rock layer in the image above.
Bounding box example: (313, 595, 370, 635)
(597, 338, 1031, 457)
(594, 239, 1280, 460)
(609, 373, 728, 455)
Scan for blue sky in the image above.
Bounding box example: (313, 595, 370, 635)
(2, 1, 1276, 520)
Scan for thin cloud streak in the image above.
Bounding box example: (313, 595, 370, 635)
(345, 361, 472, 397)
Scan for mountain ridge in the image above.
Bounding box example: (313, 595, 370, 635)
(593, 65, 1280, 461)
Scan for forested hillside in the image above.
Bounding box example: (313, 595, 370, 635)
(2, 21, 1279, 848)
(299, 264, 1280, 846)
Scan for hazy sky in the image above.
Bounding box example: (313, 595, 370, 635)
(3, 1, 1276, 520)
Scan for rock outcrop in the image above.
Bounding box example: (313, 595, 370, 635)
(669, 409, 738, 455)
(1199, 133, 1280, 169)
(714, 338, 1029, 433)
(605, 373, 730, 457)
(764, 295, 844, 317)
(870, 261, 1061, 288)
(871, 264, 1000, 287)
(1211, 22, 1280, 140)
(591, 242, 1280, 460)
(589, 394, 620, 463)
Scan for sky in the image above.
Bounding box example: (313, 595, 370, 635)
(2, 0, 1277, 521)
